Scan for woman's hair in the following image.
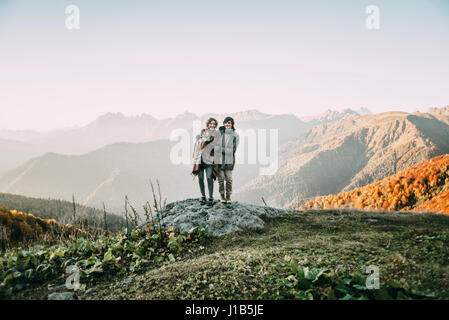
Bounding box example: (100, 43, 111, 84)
(206, 117, 218, 128)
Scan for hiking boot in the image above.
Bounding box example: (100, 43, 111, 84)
(200, 196, 206, 204)
(220, 194, 226, 203)
(208, 198, 214, 206)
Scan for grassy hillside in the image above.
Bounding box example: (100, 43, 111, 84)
(301, 154, 449, 214)
(0, 193, 124, 232)
(8, 209, 449, 300)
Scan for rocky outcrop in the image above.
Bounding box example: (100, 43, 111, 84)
(48, 292, 76, 300)
(137, 199, 297, 237)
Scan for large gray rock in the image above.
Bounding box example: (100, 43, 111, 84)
(48, 292, 76, 300)
(137, 198, 296, 237)
(47, 284, 67, 292)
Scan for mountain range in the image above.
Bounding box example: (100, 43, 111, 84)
(299, 107, 372, 126)
(3, 106, 449, 216)
(0, 108, 369, 214)
(234, 106, 449, 208)
(0, 138, 43, 178)
(0, 108, 366, 175)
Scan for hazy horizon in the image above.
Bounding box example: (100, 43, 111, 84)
(0, 106, 433, 133)
(1, 0, 448, 131)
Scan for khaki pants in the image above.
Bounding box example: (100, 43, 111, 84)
(217, 169, 233, 199)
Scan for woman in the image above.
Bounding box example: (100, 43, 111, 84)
(192, 117, 219, 205)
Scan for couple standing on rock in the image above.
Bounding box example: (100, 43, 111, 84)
(192, 117, 240, 205)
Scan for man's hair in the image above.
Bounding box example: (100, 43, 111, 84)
(223, 116, 235, 129)
(206, 117, 218, 128)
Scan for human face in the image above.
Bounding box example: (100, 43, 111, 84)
(225, 121, 233, 129)
(208, 121, 217, 130)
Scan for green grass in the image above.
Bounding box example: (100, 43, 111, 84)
(10, 209, 449, 300)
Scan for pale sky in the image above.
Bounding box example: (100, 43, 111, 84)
(0, 0, 448, 131)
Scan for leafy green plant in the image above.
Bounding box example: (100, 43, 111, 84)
(280, 258, 435, 300)
(0, 225, 209, 299)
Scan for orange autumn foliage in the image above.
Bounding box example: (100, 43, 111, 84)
(415, 189, 449, 214)
(0, 205, 86, 244)
(300, 154, 449, 215)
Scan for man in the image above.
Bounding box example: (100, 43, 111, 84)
(217, 117, 239, 203)
(192, 117, 219, 205)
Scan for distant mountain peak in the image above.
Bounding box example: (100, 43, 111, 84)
(341, 108, 359, 115)
(137, 113, 157, 120)
(230, 109, 270, 121)
(175, 111, 198, 120)
(357, 107, 373, 115)
(300, 108, 360, 123)
(235, 109, 265, 115)
(96, 112, 126, 120)
(90, 112, 157, 126)
(428, 105, 449, 116)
